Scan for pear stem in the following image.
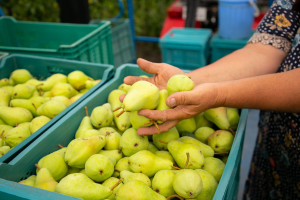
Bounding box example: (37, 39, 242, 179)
(214, 152, 229, 155)
(105, 131, 110, 136)
(84, 106, 89, 117)
(0, 130, 4, 138)
(35, 164, 41, 170)
(171, 166, 181, 170)
(116, 109, 125, 117)
(38, 88, 43, 96)
(159, 140, 168, 145)
(184, 152, 190, 169)
(112, 106, 122, 112)
(229, 128, 236, 136)
(118, 146, 122, 154)
(32, 103, 37, 110)
(166, 194, 184, 200)
(58, 144, 64, 149)
(110, 178, 124, 191)
(152, 120, 160, 134)
(114, 169, 120, 172)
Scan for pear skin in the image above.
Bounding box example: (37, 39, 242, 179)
(9, 69, 33, 85)
(118, 83, 131, 93)
(202, 157, 225, 182)
(30, 115, 51, 133)
(113, 157, 130, 177)
(4, 125, 31, 147)
(195, 112, 214, 129)
(152, 127, 180, 150)
(98, 149, 123, 165)
(120, 128, 149, 156)
(67, 70, 90, 90)
(90, 103, 114, 129)
(227, 107, 240, 131)
(120, 170, 151, 186)
(0, 106, 33, 126)
(19, 175, 36, 187)
(0, 146, 10, 157)
(129, 111, 153, 129)
(155, 151, 175, 165)
(11, 84, 36, 99)
(167, 74, 194, 95)
(152, 170, 175, 197)
(98, 127, 121, 150)
(176, 118, 197, 134)
(37, 99, 67, 119)
(178, 136, 214, 157)
(34, 168, 58, 192)
(147, 142, 159, 153)
(204, 107, 230, 130)
(195, 169, 218, 200)
(0, 88, 10, 106)
(50, 82, 78, 98)
(208, 130, 234, 153)
(194, 127, 215, 144)
(75, 114, 94, 139)
(102, 177, 123, 200)
(37, 73, 67, 92)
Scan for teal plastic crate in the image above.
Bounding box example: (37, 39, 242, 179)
(210, 33, 249, 63)
(0, 17, 114, 66)
(0, 54, 114, 164)
(90, 19, 136, 68)
(0, 52, 8, 60)
(159, 28, 212, 70)
(0, 64, 248, 200)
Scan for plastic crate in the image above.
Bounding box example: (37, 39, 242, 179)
(0, 17, 114, 66)
(0, 52, 8, 60)
(90, 19, 136, 68)
(210, 33, 249, 63)
(0, 54, 114, 164)
(0, 64, 248, 200)
(159, 28, 212, 70)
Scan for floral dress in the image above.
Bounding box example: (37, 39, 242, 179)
(243, 0, 300, 199)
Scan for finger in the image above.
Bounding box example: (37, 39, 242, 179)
(138, 107, 192, 121)
(166, 91, 196, 107)
(119, 94, 126, 102)
(136, 58, 163, 75)
(137, 120, 179, 135)
(123, 76, 148, 85)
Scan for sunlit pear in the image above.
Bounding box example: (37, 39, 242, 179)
(51, 95, 71, 107)
(50, 82, 78, 98)
(102, 177, 123, 200)
(30, 115, 51, 133)
(120, 170, 151, 186)
(67, 70, 91, 90)
(208, 130, 234, 153)
(37, 73, 67, 92)
(195, 169, 218, 200)
(152, 170, 176, 197)
(0, 146, 10, 157)
(11, 84, 36, 99)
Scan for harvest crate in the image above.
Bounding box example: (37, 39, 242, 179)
(0, 64, 248, 200)
(0, 54, 114, 164)
(0, 52, 8, 60)
(0, 17, 114, 66)
(159, 28, 212, 70)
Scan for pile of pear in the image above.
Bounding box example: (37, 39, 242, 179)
(0, 69, 100, 158)
(18, 74, 240, 200)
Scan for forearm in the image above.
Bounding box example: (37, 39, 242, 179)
(215, 68, 300, 112)
(188, 43, 287, 85)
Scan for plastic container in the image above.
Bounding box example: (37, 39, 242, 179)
(90, 19, 136, 68)
(0, 17, 114, 66)
(218, 0, 257, 40)
(0, 54, 114, 164)
(159, 28, 212, 70)
(0, 52, 8, 60)
(0, 64, 248, 200)
(210, 33, 250, 63)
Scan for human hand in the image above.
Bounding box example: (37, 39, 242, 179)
(124, 58, 185, 89)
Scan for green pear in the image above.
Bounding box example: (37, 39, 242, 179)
(67, 70, 91, 90)
(25, 78, 41, 87)
(178, 136, 214, 157)
(152, 170, 175, 197)
(155, 150, 175, 165)
(11, 84, 36, 99)
(85, 154, 115, 182)
(66, 167, 82, 175)
(204, 107, 230, 130)
(113, 157, 129, 177)
(147, 142, 159, 153)
(69, 93, 84, 104)
(152, 127, 180, 150)
(30, 96, 49, 108)
(85, 79, 101, 90)
(123, 80, 159, 111)
(0, 125, 13, 138)
(102, 177, 123, 200)
(176, 118, 197, 134)
(194, 127, 215, 144)
(37, 73, 67, 92)
(0, 78, 9, 87)
(9, 69, 33, 85)
(129, 110, 153, 129)
(120, 170, 151, 186)
(0, 106, 33, 126)
(34, 168, 58, 192)
(50, 82, 78, 98)
(37, 99, 67, 119)
(98, 149, 122, 165)
(51, 95, 71, 107)
(1, 85, 13, 96)
(167, 74, 194, 95)
(208, 130, 234, 153)
(116, 180, 166, 200)
(75, 110, 95, 138)
(0, 145, 10, 157)
(167, 140, 205, 169)
(128, 150, 173, 177)
(226, 107, 240, 131)
(4, 125, 31, 147)
(120, 128, 149, 156)
(194, 112, 214, 129)
(202, 157, 225, 182)
(56, 173, 112, 200)
(173, 169, 202, 199)
(19, 175, 36, 187)
(10, 99, 38, 116)
(42, 91, 52, 97)
(0, 119, 6, 125)
(195, 169, 218, 200)
(90, 103, 113, 128)
(30, 115, 51, 133)
(98, 127, 121, 150)
(156, 89, 170, 111)
(118, 83, 131, 93)
(64, 135, 106, 168)
(0, 88, 10, 106)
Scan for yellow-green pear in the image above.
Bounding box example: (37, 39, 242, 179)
(0, 124, 13, 138)
(30, 115, 51, 133)
(1, 85, 13, 96)
(152, 170, 175, 197)
(37, 73, 67, 92)
(176, 118, 197, 134)
(34, 167, 58, 192)
(64, 135, 106, 168)
(113, 157, 129, 177)
(152, 127, 180, 150)
(98, 127, 121, 150)
(147, 142, 159, 153)
(194, 127, 215, 144)
(67, 70, 91, 90)
(75, 109, 94, 138)
(90, 103, 113, 129)
(204, 107, 230, 130)
(208, 130, 234, 153)
(51, 95, 71, 107)
(85, 79, 100, 90)
(123, 80, 159, 111)
(50, 82, 78, 98)
(0, 88, 10, 106)
(55, 173, 112, 200)
(156, 89, 170, 111)
(66, 166, 82, 175)
(11, 84, 36, 99)
(226, 107, 240, 131)
(0, 119, 6, 125)
(9, 69, 33, 85)
(128, 150, 173, 177)
(178, 136, 214, 157)
(102, 177, 123, 200)
(118, 83, 131, 93)
(0, 106, 33, 126)
(120, 170, 151, 186)
(4, 125, 31, 147)
(98, 149, 122, 165)
(167, 74, 194, 95)
(116, 180, 166, 200)
(37, 99, 67, 119)
(19, 175, 36, 187)
(194, 112, 214, 129)
(155, 151, 175, 165)
(202, 157, 225, 182)
(0, 145, 10, 157)
(120, 128, 149, 156)
(195, 169, 218, 200)
(10, 99, 38, 116)
(25, 78, 41, 87)
(129, 110, 153, 129)
(0, 78, 9, 87)
(173, 169, 202, 199)
(69, 93, 84, 104)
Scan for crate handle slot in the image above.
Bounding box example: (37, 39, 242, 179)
(47, 66, 66, 74)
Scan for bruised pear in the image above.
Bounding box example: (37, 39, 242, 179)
(208, 130, 234, 153)
(120, 128, 149, 156)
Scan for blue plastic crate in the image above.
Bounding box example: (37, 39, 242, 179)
(0, 54, 114, 164)
(159, 28, 212, 70)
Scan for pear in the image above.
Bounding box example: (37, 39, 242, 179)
(69, 93, 84, 104)
(36, 151, 68, 181)
(19, 175, 36, 187)
(37, 73, 67, 91)
(194, 127, 215, 144)
(64, 135, 106, 168)
(67, 70, 91, 90)
(123, 80, 159, 111)
(75, 108, 95, 138)
(85, 154, 115, 182)
(66, 166, 82, 175)
(50, 82, 78, 98)
(167, 140, 205, 169)
(99, 127, 121, 150)
(120, 170, 151, 186)
(55, 173, 112, 200)
(51, 95, 71, 107)
(152, 127, 180, 150)
(147, 142, 159, 153)
(129, 110, 153, 129)
(37, 99, 67, 119)
(102, 177, 123, 200)
(9, 69, 33, 85)
(155, 151, 175, 165)
(85, 79, 101, 90)
(10, 99, 38, 116)
(0, 145, 10, 157)
(0, 124, 13, 139)
(118, 83, 131, 93)
(4, 125, 31, 147)
(90, 103, 113, 129)
(167, 74, 194, 95)
(0, 106, 33, 126)
(204, 107, 230, 130)
(30, 116, 51, 133)
(34, 168, 58, 192)
(194, 112, 214, 129)
(152, 170, 175, 197)
(116, 180, 166, 200)
(0, 78, 9, 87)
(202, 157, 225, 182)
(176, 118, 197, 134)
(1, 85, 13, 96)
(25, 78, 41, 87)
(208, 130, 234, 153)
(113, 157, 129, 177)
(156, 89, 170, 111)
(227, 107, 240, 131)
(173, 169, 202, 199)
(128, 150, 173, 177)
(11, 84, 36, 99)
(0, 119, 6, 125)
(0, 88, 10, 106)
(120, 128, 149, 156)
(195, 169, 218, 200)
(178, 136, 214, 157)
(98, 149, 122, 165)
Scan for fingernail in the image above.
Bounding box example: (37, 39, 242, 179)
(169, 98, 176, 107)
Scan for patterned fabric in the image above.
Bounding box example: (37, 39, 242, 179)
(243, 0, 300, 199)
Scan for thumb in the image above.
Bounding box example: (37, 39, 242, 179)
(166, 91, 193, 107)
